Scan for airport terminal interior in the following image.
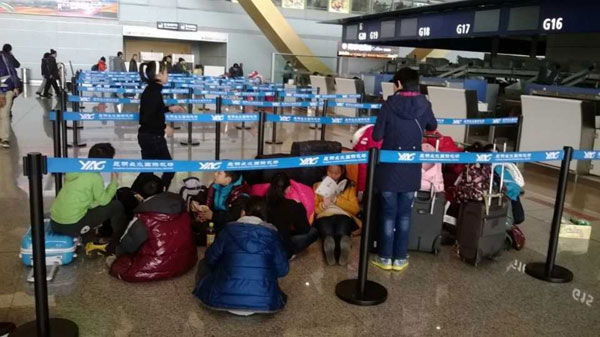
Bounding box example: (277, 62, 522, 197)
(1, 0, 599, 336)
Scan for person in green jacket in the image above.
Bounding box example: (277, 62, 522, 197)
(50, 143, 126, 256)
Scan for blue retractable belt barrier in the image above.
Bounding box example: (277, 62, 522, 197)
(379, 150, 565, 164)
(282, 93, 362, 99)
(193, 90, 276, 97)
(266, 114, 377, 125)
(68, 95, 216, 105)
(572, 150, 600, 160)
(47, 152, 369, 173)
(436, 117, 519, 125)
(77, 87, 190, 94)
(49, 111, 259, 123)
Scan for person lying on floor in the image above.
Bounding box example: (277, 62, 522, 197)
(193, 197, 289, 316)
(190, 170, 249, 233)
(109, 178, 197, 282)
(313, 165, 361, 266)
(263, 173, 318, 260)
(50, 143, 127, 258)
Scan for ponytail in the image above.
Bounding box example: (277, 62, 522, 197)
(139, 61, 166, 84)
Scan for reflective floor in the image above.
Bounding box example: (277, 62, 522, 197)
(1, 87, 599, 337)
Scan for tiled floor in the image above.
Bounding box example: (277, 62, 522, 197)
(0, 87, 599, 336)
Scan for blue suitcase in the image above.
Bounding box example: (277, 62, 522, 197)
(20, 220, 78, 266)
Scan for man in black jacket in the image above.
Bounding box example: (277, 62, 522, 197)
(129, 54, 138, 73)
(41, 49, 60, 98)
(36, 53, 50, 96)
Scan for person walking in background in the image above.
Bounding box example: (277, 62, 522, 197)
(41, 49, 60, 98)
(162, 55, 173, 73)
(97, 57, 107, 72)
(137, 61, 184, 189)
(172, 58, 189, 75)
(36, 52, 50, 97)
(228, 63, 241, 78)
(113, 51, 127, 72)
(282, 61, 293, 84)
(193, 64, 203, 76)
(0, 44, 22, 148)
(129, 53, 138, 73)
(371, 67, 438, 272)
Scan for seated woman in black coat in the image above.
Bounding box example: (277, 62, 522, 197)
(265, 173, 319, 259)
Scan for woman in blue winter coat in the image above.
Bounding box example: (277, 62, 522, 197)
(371, 68, 438, 272)
(193, 197, 289, 315)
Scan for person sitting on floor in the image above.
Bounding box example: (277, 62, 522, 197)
(50, 143, 127, 258)
(313, 165, 362, 266)
(190, 171, 249, 233)
(109, 178, 197, 282)
(193, 197, 289, 316)
(262, 173, 319, 259)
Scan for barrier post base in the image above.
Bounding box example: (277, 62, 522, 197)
(525, 263, 573, 283)
(335, 279, 387, 306)
(65, 126, 83, 130)
(236, 124, 252, 130)
(180, 140, 200, 146)
(265, 140, 283, 145)
(11, 318, 79, 337)
(67, 143, 87, 148)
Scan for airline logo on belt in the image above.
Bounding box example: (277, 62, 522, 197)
(79, 160, 106, 171)
(476, 154, 493, 162)
(299, 157, 319, 166)
(199, 162, 222, 170)
(545, 152, 561, 160)
(397, 153, 416, 162)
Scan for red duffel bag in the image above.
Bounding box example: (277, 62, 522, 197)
(110, 192, 197, 282)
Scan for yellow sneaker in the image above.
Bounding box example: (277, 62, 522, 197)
(392, 259, 409, 272)
(85, 241, 108, 256)
(371, 257, 392, 271)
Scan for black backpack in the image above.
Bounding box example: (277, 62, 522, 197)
(91, 64, 99, 71)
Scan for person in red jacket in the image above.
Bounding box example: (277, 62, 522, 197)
(109, 181, 197, 282)
(97, 57, 107, 72)
(351, 124, 382, 199)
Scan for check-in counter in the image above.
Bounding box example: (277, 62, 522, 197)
(520, 95, 596, 174)
(335, 77, 359, 117)
(427, 87, 479, 144)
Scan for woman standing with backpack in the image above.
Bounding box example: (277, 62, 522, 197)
(137, 61, 184, 189)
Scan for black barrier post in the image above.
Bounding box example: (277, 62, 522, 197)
(515, 115, 524, 152)
(257, 110, 265, 157)
(60, 89, 68, 158)
(68, 75, 87, 148)
(11, 154, 79, 337)
(266, 91, 282, 145)
(180, 88, 200, 146)
(310, 87, 321, 130)
(336, 148, 388, 306)
(525, 146, 574, 283)
(320, 99, 328, 141)
(237, 85, 251, 130)
(215, 96, 222, 160)
(52, 110, 63, 194)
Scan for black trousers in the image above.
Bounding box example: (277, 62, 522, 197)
(138, 133, 174, 188)
(315, 215, 354, 239)
(42, 77, 60, 96)
(50, 200, 127, 253)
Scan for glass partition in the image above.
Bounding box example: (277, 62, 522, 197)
(271, 53, 339, 85)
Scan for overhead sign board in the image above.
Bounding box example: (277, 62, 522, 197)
(337, 43, 400, 59)
(157, 22, 198, 32)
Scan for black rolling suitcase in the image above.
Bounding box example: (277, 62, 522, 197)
(408, 134, 446, 254)
(457, 141, 509, 266)
(409, 190, 446, 254)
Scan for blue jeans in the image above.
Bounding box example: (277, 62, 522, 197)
(378, 191, 414, 260)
